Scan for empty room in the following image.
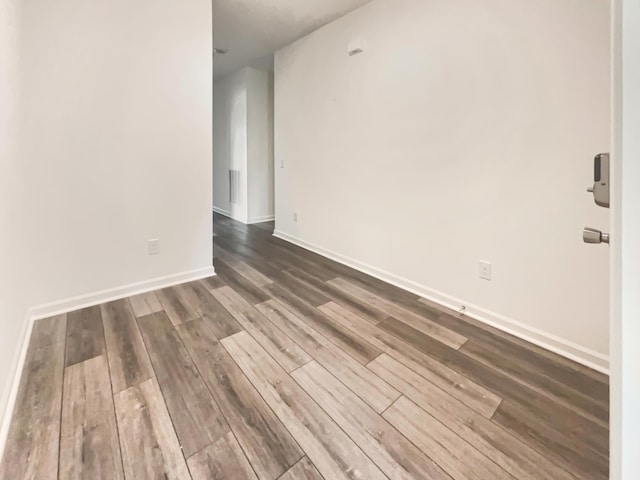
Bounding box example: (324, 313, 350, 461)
(0, 0, 638, 479)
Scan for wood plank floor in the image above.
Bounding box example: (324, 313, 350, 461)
(0, 213, 610, 479)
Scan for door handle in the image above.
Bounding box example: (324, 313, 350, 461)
(583, 227, 610, 244)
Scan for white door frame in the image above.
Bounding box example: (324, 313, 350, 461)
(610, 0, 640, 478)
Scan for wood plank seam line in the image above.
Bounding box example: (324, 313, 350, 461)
(103, 333, 128, 479)
(256, 299, 401, 414)
(176, 317, 305, 479)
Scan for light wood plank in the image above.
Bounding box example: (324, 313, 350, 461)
(279, 457, 323, 480)
(101, 299, 153, 393)
(0, 343, 64, 480)
(59, 355, 124, 480)
(216, 245, 273, 287)
(368, 354, 575, 480)
(128, 291, 162, 317)
(177, 280, 243, 339)
(257, 299, 400, 413)
(138, 311, 229, 457)
(155, 285, 198, 326)
(320, 301, 502, 418)
(212, 286, 311, 372)
(200, 275, 225, 290)
(285, 266, 388, 324)
(385, 396, 514, 480)
(221, 331, 387, 480)
(65, 305, 105, 367)
(216, 259, 271, 304)
(327, 278, 467, 349)
(293, 361, 451, 480)
(177, 319, 303, 480)
(188, 431, 258, 480)
(29, 314, 67, 350)
(114, 378, 190, 480)
(263, 283, 381, 364)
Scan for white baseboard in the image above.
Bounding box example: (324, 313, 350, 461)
(0, 308, 35, 466)
(212, 206, 231, 217)
(30, 266, 216, 321)
(212, 206, 253, 225)
(247, 215, 275, 224)
(273, 230, 609, 374)
(0, 265, 216, 460)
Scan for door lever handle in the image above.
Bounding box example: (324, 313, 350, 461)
(583, 227, 610, 244)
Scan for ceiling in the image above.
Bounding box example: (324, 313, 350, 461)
(213, 0, 374, 79)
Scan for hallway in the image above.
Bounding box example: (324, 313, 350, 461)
(0, 214, 609, 479)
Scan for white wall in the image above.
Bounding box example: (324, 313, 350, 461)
(274, 0, 611, 369)
(214, 66, 274, 224)
(0, 0, 30, 438)
(1, 0, 213, 447)
(214, 68, 248, 221)
(247, 68, 275, 223)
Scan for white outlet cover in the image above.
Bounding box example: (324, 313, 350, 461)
(479, 261, 492, 281)
(148, 239, 160, 256)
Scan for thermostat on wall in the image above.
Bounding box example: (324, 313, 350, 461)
(347, 39, 365, 56)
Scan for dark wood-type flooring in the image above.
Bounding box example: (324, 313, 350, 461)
(0, 213, 609, 479)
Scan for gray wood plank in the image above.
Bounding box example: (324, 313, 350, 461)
(155, 285, 198, 326)
(327, 278, 467, 349)
(285, 266, 388, 324)
(59, 355, 124, 480)
(101, 299, 153, 393)
(419, 297, 608, 389)
(492, 400, 609, 480)
(177, 319, 303, 480)
(375, 314, 608, 455)
(114, 378, 190, 480)
(178, 280, 243, 339)
(384, 396, 514, 480)
(200, 275, 226, 290)
(279, 457, 323, 480)
(221, 331, 387, 480)
(29, 314, 67, 350)
(292, 361, 451, 480)
(188, 431, 258, 480)
(263, 283, 381, 364)
(0, 343, 65, 480)
(128, 291, 162, 318)
(257, 299, 400, 413)
(215, 245, 274, 287)
(320, 301, 502, 418)
(216, 259, 271, 304)
(211, 286, 311, 372)
(461, 338, 608, 427)
(137, 311, 229, 457)
(368, 354, 575, 480)
(271, 269, 332, 308)
(65, 305, 105, 367)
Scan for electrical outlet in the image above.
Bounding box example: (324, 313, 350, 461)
(293, 212, 298, 223)
(148, 239, 160, 256)
(479, 261, 492, 281)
